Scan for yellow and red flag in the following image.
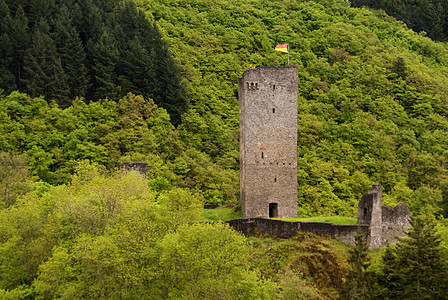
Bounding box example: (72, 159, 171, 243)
(275, 44, 288, 53)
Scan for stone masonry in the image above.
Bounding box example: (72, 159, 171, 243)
(358, 184, 411, 248)
(120, 162, 148, 177)
(238, 65, 298, 218)
(226, 185, 410, 248)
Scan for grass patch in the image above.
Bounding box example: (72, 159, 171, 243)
(203, 209, 357, 224)
(203, 207, 243, 221)
(277, 216, 357, 225)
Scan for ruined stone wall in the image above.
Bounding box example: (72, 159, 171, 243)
(358, 184, 411, 248)
(238, 66, 298, 218)
(225, 218, 369, 247)
(120, 162, 148, 177)
(224, 185, 410, 248)
(357, 184, 383, 248)
(381, 202, 411, 246)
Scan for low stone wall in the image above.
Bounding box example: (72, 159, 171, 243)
(120, 162, 148, 177)
(225, 218, 369, 246)
(299, 222, 369, 246)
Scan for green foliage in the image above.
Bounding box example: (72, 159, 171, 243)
(0, 152, 30, 208)
(342, 230, 375, 300)
(0, 0, 186, 122)
(153, 223, 274, 299)
(375, 216, 448, 299)
(203, 207, 243, 221)
(28, 168, 274, 299)
(351, 0, 448, 42)
(249, 231, 350, 298)
(0, 90, 238, 204)
(0, 193, 57, 291)
(134, 0, 448, 217)
(3, 0, 448, 216)
(157, 187, 203, 228)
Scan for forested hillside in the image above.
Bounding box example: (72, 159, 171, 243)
(135, 0, 448, 218)
(0, 0, 185, 122)
(351, 0, 448, 42)
(2, 0, 448, 216)
(2, 0, 448, 298)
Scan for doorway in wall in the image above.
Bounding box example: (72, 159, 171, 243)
(269, 203, 278, 218)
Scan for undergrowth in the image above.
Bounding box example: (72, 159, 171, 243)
(249, 232, 351, 299)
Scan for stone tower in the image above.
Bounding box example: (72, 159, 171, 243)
(238, 65, 298, 218)
(358, 184, 383, 248)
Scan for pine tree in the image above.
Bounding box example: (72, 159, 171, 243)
(0, 0, 15, 92)
(53, 5, 90, 101)
(115, 1, 186, 124)
(377, 217, 448, 299)
(341, 229, 375, 300)
(90, 28, 118, 100)
(23, 21, 69, 103)
(9, 5, 29, 91)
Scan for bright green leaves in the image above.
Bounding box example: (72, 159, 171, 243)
(154, 223, 273, 300)
(0, 152, 30, 208)
(24, 167, 270, 299)
(0, 193, 56, 290)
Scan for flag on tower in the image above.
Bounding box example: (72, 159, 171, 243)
(275, 44, 288, 53)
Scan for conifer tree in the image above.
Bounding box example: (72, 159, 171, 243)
(376, 217, 448, 299)
(23, 21, 69, 103)
(90, 28, 118, 100)
(114, 1, 186, 124)
(341, 229, 375, 300)
(9, 5, 29, 90)
(53, 5, 89, 101)
(0, 0, 15, 92)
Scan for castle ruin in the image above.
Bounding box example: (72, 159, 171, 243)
(238, 65, 298, 218)
(236, 66, 411, 248)
(227, 184, 411, 248)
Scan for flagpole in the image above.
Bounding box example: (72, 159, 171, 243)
(287, 43, 289, 65)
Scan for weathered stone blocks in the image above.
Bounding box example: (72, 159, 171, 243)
(238, 65, 298, 218)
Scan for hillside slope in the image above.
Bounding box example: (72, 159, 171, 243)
(137, 0, 448, 217)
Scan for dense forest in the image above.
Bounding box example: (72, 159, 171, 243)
(351, 0, 448, 42)
(1, 0, 448, 298)
(0, 0, 185, 122)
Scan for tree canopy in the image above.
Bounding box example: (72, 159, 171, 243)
(0, 0, 186, 123)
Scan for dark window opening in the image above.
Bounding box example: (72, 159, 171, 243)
(274, 177, 277, 183)
(273, 108, 275, 113)
(364, 207, 367, 217)
(269, 203, 278, 218)
(273, 84, 276, 90)
(261, 152, 264, 159)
